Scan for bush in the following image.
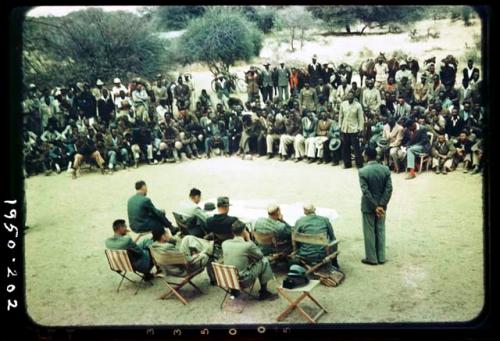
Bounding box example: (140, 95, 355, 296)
(177, 8, 263, 75)
(240, 6, 277, 34)
(23, 8, 170, 88)
(152, 6, 206, 31)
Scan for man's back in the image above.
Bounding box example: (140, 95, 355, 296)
(206, 213, 237, 236)
(254, 217, 292, 255)
(358, 161, 392, 213)
(127, 193, 153, 232)
(105, 235, 150, 274)
(294, 214, 335, 262)
(222, 237, 263, 278)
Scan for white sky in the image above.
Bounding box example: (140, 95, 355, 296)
(26, 6, 143, 17)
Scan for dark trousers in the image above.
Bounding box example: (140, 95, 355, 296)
(341, 132, 363, 168)
(322, 140, 341, 164)
(262, 86, 273, 103)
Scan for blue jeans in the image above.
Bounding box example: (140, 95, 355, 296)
(107, 150, 117, 167)
(205, 136, 229, 155)
(406, 145, 425, 169)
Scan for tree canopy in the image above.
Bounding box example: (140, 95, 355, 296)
(307, 5, 427, 34)
(177, 8, 263, 75)
(23, 8, 170, 88)
(150, 6, 206, 31)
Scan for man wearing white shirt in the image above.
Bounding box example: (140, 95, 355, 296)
(132, 82, 150, 122)
(334, 78, 351, 110)
(395, 62, 412, 84)
(374, 58, 389, 90)
(155, 99, 169, 123)
(362, 79, 382, 115)
(175, 188, 209, 237)
(111, 78, 128, 100)
(114, 90, 134, 120)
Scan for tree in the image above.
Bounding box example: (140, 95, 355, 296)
(307, 5, 426, 34)
(23, 8, 170, 88)
(238, 6, 277, 33)
(177, 8, 263, 76)
(150, 6, 206, 31)
(275, 7, 316, 51)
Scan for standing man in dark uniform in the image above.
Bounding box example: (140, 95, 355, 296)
(308, 54, 323, 87)
(358, 146, 393, 265)
(127, 180, 174, 235)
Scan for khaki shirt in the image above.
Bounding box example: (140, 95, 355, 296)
(300, 88, 317, 111)
(362, 87, 381, 112)
(339, 100, 364, 133)
(222, 236, 263, 278)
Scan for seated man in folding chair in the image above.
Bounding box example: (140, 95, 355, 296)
(128, 180, 176, 236)
(174, 188, 209, 238)
(222, 220, 279, 301)
(253, 204, 293, 256)
(293, 204, 340, 271)
(150, 228, 214, 276)
(105, 219, 155, 280)
(205, 196, 239, 284)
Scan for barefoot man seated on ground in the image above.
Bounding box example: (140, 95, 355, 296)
(253, 204, 293, 256)
(222, 220, 279, 301)
(105, 219, 155, 280)
(150, 228, 214, 276)
(293, 203, 340, 270)
(127, 180, 175, 236)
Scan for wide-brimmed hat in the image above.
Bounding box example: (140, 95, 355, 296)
(217, 196, 231, 207)
(329, 138, 341, 151)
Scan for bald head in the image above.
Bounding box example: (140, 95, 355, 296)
(303, 203, 316, 215)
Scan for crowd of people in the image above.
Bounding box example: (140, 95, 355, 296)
(106, 183, 340, 300)
(22, 52, 485, 179)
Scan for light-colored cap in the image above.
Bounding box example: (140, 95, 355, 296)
(28, 83, 36, 89)
(113, 78, 121, 84)
(267, 204, 280, 215)
(96, 79, 104, 86)
(303, 203, 316, 214)
(312, 54, 318, 59)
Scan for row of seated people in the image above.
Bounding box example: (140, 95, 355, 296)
(105, 182, 339, 300)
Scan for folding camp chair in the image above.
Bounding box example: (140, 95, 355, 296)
(173, 212, 207, 238)
(211, 262, 258, 313)
(129, 231, 150, 243)
(252, 230, 290, 264)
(104, 249, 153, 295)
(172, 212, 190, 235)
(290, 231, 341, 286)
(149, 246, 204, 305)
(276, 280, 327, 323)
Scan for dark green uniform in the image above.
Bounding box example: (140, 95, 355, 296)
(294, 214, 336, 263)
(105, 235, 153, 274)
(253, 217, 292, 255)
(127, 193, 172, 235)
(358, 160, 393, 263)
